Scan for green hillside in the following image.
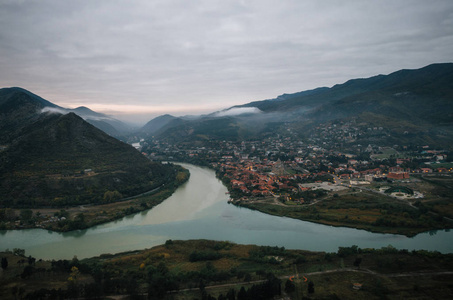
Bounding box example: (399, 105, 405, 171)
(140, 114, 180, 135)
(239, 63, 453, 114)
(150, 63, 453, 148)
(0, 89, 177, 208)
(0, 87, 61, 144)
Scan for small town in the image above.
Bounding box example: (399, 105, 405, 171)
(141, 118, 452, 205)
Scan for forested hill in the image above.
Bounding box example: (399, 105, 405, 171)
(0, 87, 132, 139)
(0, 87, 61, 144)
(0, 89, 176, 208)
(236, 63, 453, 114)
(143, 63, 453, 148)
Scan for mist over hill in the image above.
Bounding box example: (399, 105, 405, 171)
(0, 88, 176, 207)
(140, 63, 453, 148)
(140, 114, 181, 136)
(0, 87, 133, 140)
(1, 62, 452, 206)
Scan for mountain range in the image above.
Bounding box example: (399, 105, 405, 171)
(140, 63, 453, 148)
(0, 88, 175, 208)
(0, 87, 132, 140)
(1, 63, 452, 205)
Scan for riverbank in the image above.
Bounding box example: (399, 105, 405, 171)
(2, 163, 453, 262)
(168, 160, 453, 237)
(0, 166, 190, 232)
(1, 239, 453, 300)
(228, 187, 453, 237)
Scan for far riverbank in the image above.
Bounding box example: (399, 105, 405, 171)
(0, 166, 189, 232)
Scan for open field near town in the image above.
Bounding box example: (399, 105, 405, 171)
(236, 176, 453, 237)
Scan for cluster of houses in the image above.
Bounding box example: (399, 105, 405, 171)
(218, 159, 299, 197)
(213, 148, 452, 200)
(140, 119, 452, 199)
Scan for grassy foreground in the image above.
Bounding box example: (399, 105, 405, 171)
(1, 240, 453, 299)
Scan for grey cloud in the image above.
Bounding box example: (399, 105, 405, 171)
(1, 0, 452, 121)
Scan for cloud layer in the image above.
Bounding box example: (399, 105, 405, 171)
(1, 0, 452, 122)
(41, 107, 68, 115)
(213, 107, 262, 117)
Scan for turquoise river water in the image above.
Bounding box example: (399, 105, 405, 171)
(1, 163, 452, 259)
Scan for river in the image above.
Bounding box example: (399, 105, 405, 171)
(1, 163, 452, 260)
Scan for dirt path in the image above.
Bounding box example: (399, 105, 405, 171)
(295, 267, 453, 279)
(105, 268, 453, 299)
(177, 268, 453, 292)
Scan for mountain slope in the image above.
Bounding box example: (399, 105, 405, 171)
(0, 90, 176, 208)
(238, 63, 453, 114)
(140, 114, 180, 135)
(0, 87, 58, 108)
(150, 63, 453, 147)
(0, 87, 62, 144)
(156, 116, 244, 143)
(0, 87, 133, 139)
(70, 106, 133, 136)
(300, 64, 453, 147)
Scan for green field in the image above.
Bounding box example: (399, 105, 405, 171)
(236, 186, 453, 237)
(370, 147, 399, 160)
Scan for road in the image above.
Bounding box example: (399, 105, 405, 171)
(102, 268, 453, 299)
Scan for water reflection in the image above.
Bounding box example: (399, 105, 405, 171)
(62, 229, 88, 238)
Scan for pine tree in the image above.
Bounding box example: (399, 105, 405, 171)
(285, 279, 295, 293)
(308, 281, 315, 294)
(1, 257, 8, 270)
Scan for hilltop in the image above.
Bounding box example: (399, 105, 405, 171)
(142, 63, 453, 149)
(0, 88, 178, 208)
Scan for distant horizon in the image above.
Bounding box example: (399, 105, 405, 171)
(2, 1, 452, 125)
(5, 61, 453, 126)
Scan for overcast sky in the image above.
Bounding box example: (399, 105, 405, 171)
(1, 0, 452, 124)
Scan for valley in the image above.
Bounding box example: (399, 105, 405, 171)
(140, 128, 453, 236)
(2, 0, 453, 297)
(1, 63, 453, 299)
(2, 64, 453, 235)
(130, 63, 453, 237)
